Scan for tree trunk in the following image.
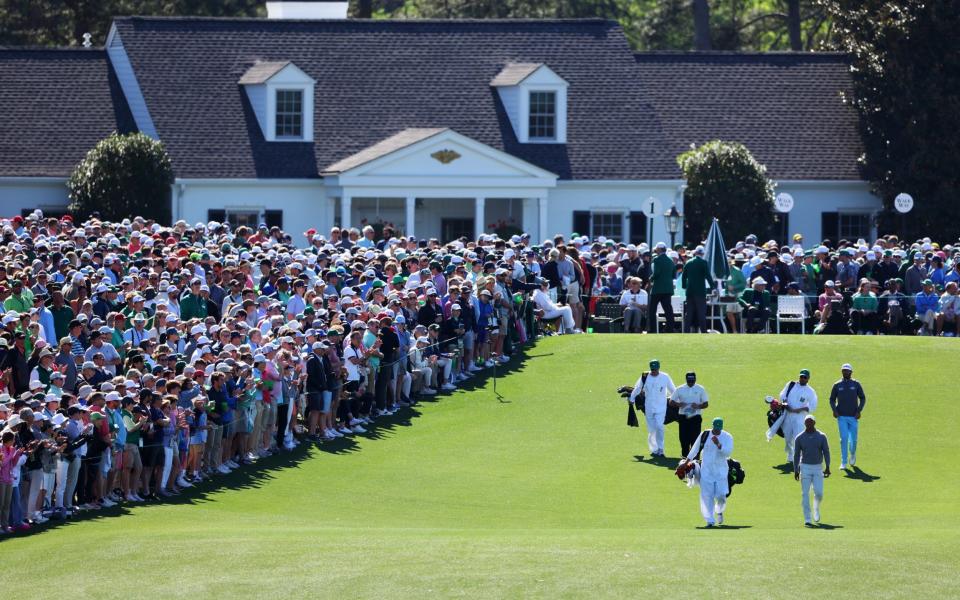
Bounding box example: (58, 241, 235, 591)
(692, 0, 711, 51)
(787, 0, 802, 51)
(357, 0, 373, 18)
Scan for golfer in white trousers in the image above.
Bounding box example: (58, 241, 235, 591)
(779, 368, 818, 465)
(794, 415, 831, 527)
(630, 359, 676, 456)
(686, 417, 733, 527)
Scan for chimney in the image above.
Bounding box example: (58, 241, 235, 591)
(266, 1, 349, 19)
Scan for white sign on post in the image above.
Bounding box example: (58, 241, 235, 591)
(774, 192, 794, 213)
(641, 196, 662, 218)
(894, 193, 914, 214)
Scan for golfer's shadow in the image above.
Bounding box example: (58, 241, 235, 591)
(812, 523, 843, 530)
(695, 525, 753, 530)
(843, 467, 880, 483)
(633, 454, 680, 470)
(772, 462, 794, 475)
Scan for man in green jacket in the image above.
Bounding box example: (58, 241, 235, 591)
(681, 246, 715, 333)
(179, 279, 208, 322)
(648, 242, 677, 333)
(739, 277, 772, 333)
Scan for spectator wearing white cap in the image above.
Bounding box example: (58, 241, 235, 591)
(738, 277, 772, 333)
(618, 277, 648, 333)
(829, 363, 865, 470)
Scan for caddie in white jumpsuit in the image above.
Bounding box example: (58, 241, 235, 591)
(629, 359, 676, 456)
(687, 417, 734, 527)
(779, 368, 818, 465)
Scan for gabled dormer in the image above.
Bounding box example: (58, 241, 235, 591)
(491, 63, 568, 144)
(239, 61, 315, 142)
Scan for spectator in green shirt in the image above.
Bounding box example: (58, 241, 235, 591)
(179, 279, 208, 321)
(49, 287, 75, 341)
(648, 243, 677, 333)
(680, 246, 715, 333)
(725, 256, 747, 333)
(850, 278, 879, 334)
(739, 277, 772, 333)
(3, 279, 33, 313)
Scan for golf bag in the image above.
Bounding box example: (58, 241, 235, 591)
(618, 374, 679, 425)
(765, 383, 794, 439)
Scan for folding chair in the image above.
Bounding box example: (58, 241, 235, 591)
(655, 296, 685, 333)
(776, 295, 807, 334)
(592, 303, 625, 333)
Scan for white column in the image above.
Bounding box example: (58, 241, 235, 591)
(405, 196, 416, 239)
(325, 195, 336, 233)
(474, 197, 486, 241)
(537, 196, 548, 243)
(340, 195, 352, 231)
(521, 198, 537, 239)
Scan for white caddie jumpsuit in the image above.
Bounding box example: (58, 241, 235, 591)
(687, 430, 734, 525)
(630, 372, 676, 454)
(780, 381, 818, 464)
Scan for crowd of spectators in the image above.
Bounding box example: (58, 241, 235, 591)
(0, 210, 957, 534)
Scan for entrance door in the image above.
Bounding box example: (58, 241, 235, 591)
(441, 218, 473, 242)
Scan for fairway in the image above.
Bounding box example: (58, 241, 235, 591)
(3, 335, 958, 598)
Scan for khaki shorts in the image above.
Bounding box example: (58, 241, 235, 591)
(566, 282, 582, 305)
(124, 444, 142, 472)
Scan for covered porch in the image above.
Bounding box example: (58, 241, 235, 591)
(321, 128, 555, 241)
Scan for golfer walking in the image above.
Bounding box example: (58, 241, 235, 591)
(829, 363, 866, 470)
(794, 415, 831, 527)
(687, 417, 733, 527)
(779, 369, 818, 466)
(671, 372, 708, 457)
(629, 359, 676, 456)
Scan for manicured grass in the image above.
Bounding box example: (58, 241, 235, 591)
(2, 335, 958, 598)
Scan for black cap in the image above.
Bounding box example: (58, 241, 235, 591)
(685, 372, 696, 379)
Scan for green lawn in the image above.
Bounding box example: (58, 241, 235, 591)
(3, 335, 958, 598)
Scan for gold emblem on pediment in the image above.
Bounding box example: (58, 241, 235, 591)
(430, 149, 461, 164)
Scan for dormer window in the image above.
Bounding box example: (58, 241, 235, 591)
(239, 61, 314, 142)
(528, 91, 556, 140)
(491, 63, 567, 144)
(275, 89, 303, 138)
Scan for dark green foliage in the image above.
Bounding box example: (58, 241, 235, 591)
(678, 140, 775, 244)
(68, 132, 174, 223)
(822, 0, 960, 242)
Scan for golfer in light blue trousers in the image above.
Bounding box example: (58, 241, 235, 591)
(828, 363, 866, 469)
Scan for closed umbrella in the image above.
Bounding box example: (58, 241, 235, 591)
(704, 218, 730, 284)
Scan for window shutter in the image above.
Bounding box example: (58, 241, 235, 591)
(820, 212, 839, 244)
(629, 211, 647, 245)
(208, 209, 226, 223)
(265, 209, 283, 229)
(572, 211, 590, 238)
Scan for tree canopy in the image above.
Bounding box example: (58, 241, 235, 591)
(68, 132, 175, 224)
(822, 0, 960, 242)
(678, 140, 775, 244)
(1, 0, 832, 52)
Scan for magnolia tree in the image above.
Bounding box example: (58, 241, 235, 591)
(677, 140, 775, 244)
(68, 132, 174, 223)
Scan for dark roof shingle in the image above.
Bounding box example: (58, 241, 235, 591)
(0, 49, 136, 177)
(633, 52, 864, 180)
(111, 17, 674, 180)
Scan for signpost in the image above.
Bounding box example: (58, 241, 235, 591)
(642, 196, 662, 246)
(894, 192, 914, 239)
(774, 192, 794, 213)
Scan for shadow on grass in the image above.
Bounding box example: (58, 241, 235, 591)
(812, 523, 843, 530)
(843, 467, 880, 483)
(2, 343, 539, 542)
(696, 525, 753, 530)
(772, 462, 794, 475)
(633, 454, 680, 470)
